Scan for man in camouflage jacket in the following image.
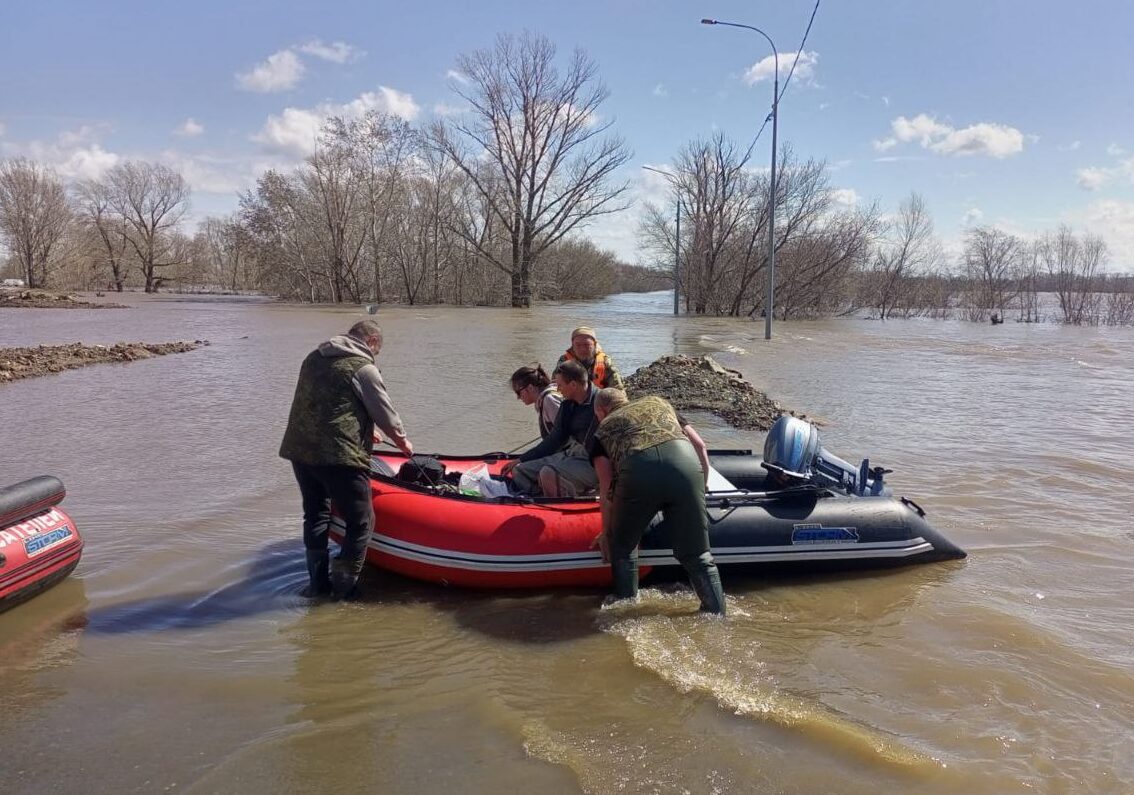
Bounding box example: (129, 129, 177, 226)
(280, 320, 413, 599)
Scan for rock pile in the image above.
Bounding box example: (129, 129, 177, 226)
(625, 354, 813, 431)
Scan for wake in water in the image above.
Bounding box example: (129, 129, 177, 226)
(595, 588, 946, 773)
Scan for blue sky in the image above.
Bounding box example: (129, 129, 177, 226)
(3, 0, 1133, 268)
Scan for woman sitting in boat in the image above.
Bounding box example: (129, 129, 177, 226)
(501, 360, 599, 497)
(510, 364, 563, 440)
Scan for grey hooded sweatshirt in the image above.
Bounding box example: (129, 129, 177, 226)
(279, 334, 406, 469)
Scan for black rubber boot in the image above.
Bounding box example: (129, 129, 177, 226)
(301, 549, 332, 598)
(330, 555, 363, 601)
(611, 556, 639, 601)
(687, 557, 726, 616)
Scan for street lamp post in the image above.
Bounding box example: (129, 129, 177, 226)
(642, 165, 681, 316)
(701, 18, 779, 340)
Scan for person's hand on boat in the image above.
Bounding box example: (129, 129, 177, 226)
(373, 429, 384, 445)
(394, 435, 413, 456)
(500, 460, 519, 476)
(590, 531, 610, 563)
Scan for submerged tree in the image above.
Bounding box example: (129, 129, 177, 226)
(867, 192, 940, 319)
(432, 31, 632, 307)
(961, 226, 1022, 321)
(105, 161, 190, 293)
(0, 158, 72, 288)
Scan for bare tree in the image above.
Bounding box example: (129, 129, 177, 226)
(74, 178, 131, 291)
(868, 192, 939, 319)
(323, 112, 421, 302)
(961, 226, 1022, 320)
(105, 161, 190, 292)
(432, 31, 632, 307)
(0, 158, 72, 288)
(241, 170, 322, 301)
(1041, 226, 1107, 325)
(774, 205, 880, 319)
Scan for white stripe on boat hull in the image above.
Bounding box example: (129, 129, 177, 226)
(328, 520, 936, 572)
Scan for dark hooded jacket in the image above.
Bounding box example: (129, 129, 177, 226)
(279, 334, 406, 469)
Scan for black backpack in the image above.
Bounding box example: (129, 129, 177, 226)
(396, 455, 446, 487)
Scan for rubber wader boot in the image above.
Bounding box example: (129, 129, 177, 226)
(689, 563, 726, 616)
(301, 549, 332, 598)
(611, 557, 639, 601)
(330, 555, 364, 601)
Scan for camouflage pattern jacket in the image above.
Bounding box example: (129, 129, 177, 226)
(279, 334, 406, 470)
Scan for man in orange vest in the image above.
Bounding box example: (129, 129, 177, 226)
(557, 326, 624, 389)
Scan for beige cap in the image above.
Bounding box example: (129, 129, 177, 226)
(570, 326, 597, 341)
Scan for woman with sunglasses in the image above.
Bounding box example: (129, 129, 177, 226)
(510, 364, 563, 439)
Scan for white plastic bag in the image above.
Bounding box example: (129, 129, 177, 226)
(458, 464, 488, 497)
(458, 464, 512, 499)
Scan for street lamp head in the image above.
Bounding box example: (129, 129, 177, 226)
(700, 18, 717, 25)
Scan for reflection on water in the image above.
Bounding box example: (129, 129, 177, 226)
(2, 291, 1133, 794)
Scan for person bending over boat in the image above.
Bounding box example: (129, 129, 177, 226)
(556, 326, 624, 389)
(279, 320, 414, 600)
(589, 388, 726, 615)
(502, 360, 599, 497)
(510, 364, 563, 440)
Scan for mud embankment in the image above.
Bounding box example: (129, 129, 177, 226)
(625, 354, 816, 431)
(0, 289, 127, 309)
(0, 341, 208, 384)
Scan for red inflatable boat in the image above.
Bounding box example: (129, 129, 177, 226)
(327, 450, 966, 590)
(0, 476, 84, 613)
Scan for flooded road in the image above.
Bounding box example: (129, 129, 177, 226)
(2, 291, 1131, 794)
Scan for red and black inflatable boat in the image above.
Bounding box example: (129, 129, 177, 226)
(328, 450, 966, 590)
(0, 476, 84, 613)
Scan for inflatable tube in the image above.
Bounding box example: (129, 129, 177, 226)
(0, 476, 84, 614)
(324, 451, 966, 590)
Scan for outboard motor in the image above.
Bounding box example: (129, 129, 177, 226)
(762, 416, 891, 496)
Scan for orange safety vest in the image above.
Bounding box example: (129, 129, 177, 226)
(563, 346, 611, 388)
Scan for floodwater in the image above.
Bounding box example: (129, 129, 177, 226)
(1, 291, 1131, 794)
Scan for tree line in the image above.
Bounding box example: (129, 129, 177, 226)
(0, 33, 653, 306)
(2, 30, 1130, 324)
(638, 133, 1134, 326)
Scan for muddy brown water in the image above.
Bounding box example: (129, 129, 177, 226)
(1, 292, 1131, 794)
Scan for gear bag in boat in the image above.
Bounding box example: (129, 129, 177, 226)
(396, 455, 446, 487)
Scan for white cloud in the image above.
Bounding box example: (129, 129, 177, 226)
(445, 69, 470, 85)
(881, 96, 890, 107)
(158, 149, 282, 195)
(818, 102, 829, 111)
(237, 50, 305, 92)
(1079, 199, 1134, 267)
(873, 137, 897, 152)
(1059, 140, 1082, 152)
(433, 102, 463, 117)
(830, 188, 859, 206)
(962, 207, 984, 226)
(885, 113, 1024, 158)
(1106, 143, 1126, 157)
(174, 118, 204, 137)
(299, 40, 363, 64)
(5, 125, 121, 181)
(743, 51, 818, 86)
(253, 87, 421, 157)
(1077, 167, 1110, 191)
(653, 83, 668, 98)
